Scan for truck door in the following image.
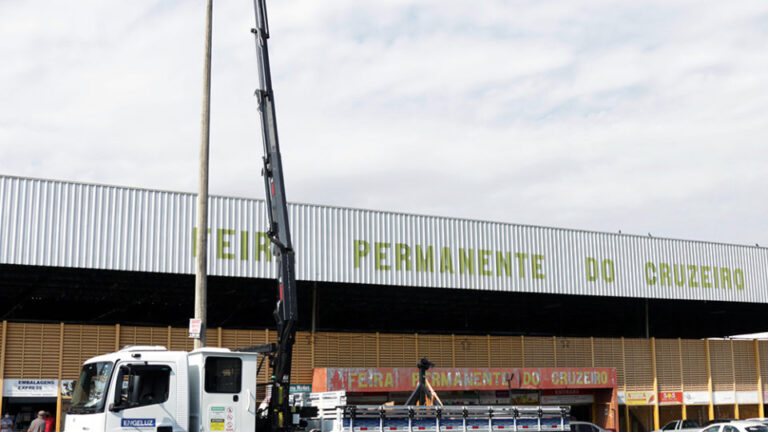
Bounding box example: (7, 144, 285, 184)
(105, 363, 178, 432)
(201, 356, 256, 432)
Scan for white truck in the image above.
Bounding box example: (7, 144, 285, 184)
(63, 345, 572, 432)
(65, 346, 261, 432)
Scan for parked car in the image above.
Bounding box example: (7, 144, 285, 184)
(570, 421, 611, 432)
(700, 420, 768, 432)
(746, 420, 768, 427)
(706, 420, 737, 427)
(655, 419, 702, 432)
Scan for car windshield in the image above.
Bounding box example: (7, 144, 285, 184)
(69, 361, 114, 413)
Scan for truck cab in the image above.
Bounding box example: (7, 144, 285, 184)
(64, 346, 259, 432)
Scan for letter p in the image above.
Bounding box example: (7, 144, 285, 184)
(354, 240, 370, 268)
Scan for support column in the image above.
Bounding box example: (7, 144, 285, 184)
(679, 338, 687, 420)
(651, 337, 660, 430)
(625, 404, 631, 432)
(621, 337, 627, 432)
(705, 339, 714, 420)
(755, 339, 764, 417)
(0, 321, 7, 416)
(732, 340, 739, 419)
(553, 336, 558, 367)
(56, 323, 64, 432)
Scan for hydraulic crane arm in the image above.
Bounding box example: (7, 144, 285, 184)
(251, 1, 298, 431)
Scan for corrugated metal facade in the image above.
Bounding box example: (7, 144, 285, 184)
(1, 175, 767, 302)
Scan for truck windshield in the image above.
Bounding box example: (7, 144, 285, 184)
(69, 361, 114, 414)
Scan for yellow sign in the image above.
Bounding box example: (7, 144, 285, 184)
(625, 391, 655, 405)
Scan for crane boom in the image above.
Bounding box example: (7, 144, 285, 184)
(251, 1, 298, 431)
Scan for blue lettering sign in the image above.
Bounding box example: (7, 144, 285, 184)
(121, 419, 156, 428)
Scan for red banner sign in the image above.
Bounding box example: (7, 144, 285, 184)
(658, 392, 683, 405)
(313, 367, 616, 393)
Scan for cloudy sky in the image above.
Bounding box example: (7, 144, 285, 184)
(1, 1, 767, 246)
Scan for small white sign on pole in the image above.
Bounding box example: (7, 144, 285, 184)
(189, 318, 202, 339)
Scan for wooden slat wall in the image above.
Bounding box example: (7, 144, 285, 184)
(593, 338, 625, 390)
(378, 334, 416, 367)
(488, 336, 523, 367)
(62, 325, 116, 379)
(732, 340, 757, 392)
(4, 323, 61, 378)
(454, 336, 489, 367)
(624, 338, 652, 391)
(555, 337, 593, 367)
(681, 339, 708, 391)
(1, 321, 765, 400)
(523, 337, 555, 367)
(709, 340, 735, 392)
(416, 335, 453, 368)
(655, 339, 682, 392)
(292, 332, 314, 384)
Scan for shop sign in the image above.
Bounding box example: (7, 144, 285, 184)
(736, 391, 758, 404)
(713, 391, 735, 404)
(290, 384, 312, 393)
(541, 389, 594, 405)
(3, 379, 58, 397)
(625, 391, 655, 405)
(683, 391, 710, 405)
(314, 367, 616, 393)
(658, 392, 683, 405)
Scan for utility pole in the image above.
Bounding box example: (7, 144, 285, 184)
(194, 0, 213, 349)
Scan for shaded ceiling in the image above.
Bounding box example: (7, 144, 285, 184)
(0, 263, 761, 339)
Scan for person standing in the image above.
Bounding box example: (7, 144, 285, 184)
(43, 413, 54, 432)
(27, 411, 46, 432)
(1, 414, 13, 432)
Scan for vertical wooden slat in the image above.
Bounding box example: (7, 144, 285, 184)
(0, 321, 7, 416)
(679, 338, 687, 420)
(651, 337, 659, 430)
(487, 335, 491, 368)
(706, 339, 714, 420)
(731, 340, 739, 419)
(451, 334, 456, 368)
(755, 340, 765, 417)
(553, 336, 558, 367)
(56, 323, 64, 432)
(115, 324, 120, 351)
